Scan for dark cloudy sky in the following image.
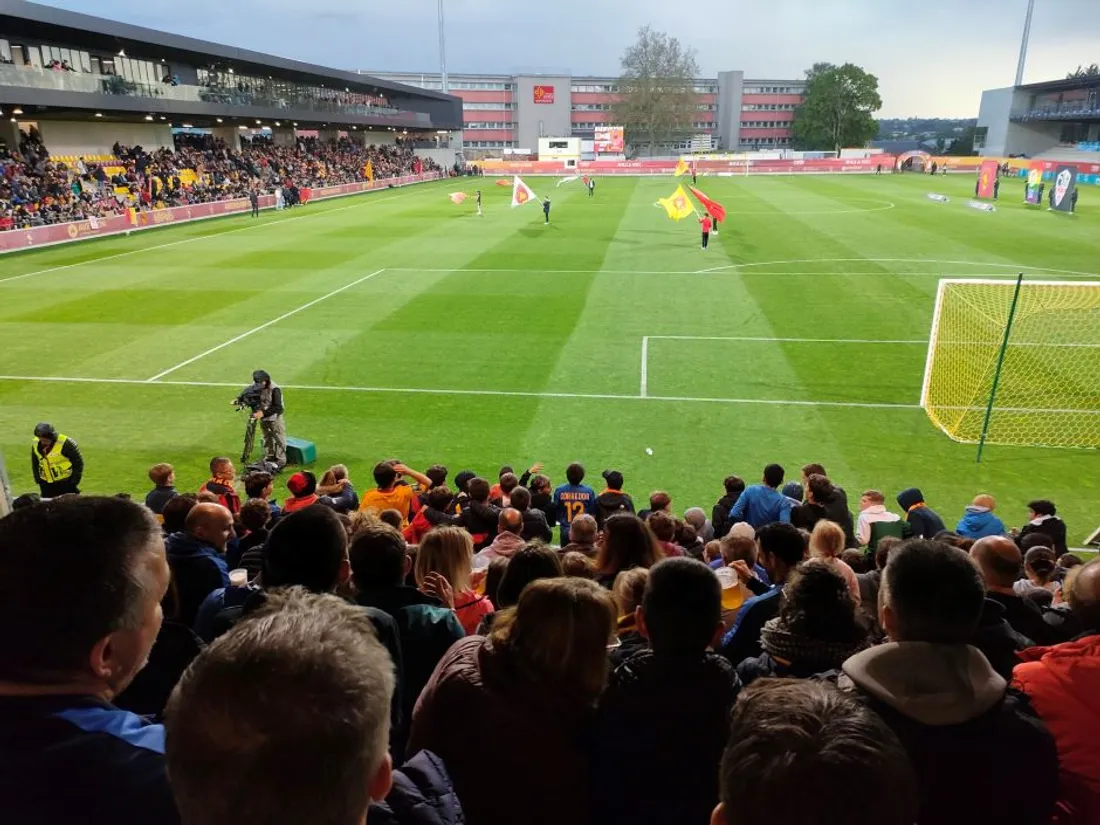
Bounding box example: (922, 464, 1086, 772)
(39, 0, 1100, 117)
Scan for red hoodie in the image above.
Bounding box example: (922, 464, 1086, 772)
(1014, 634, 1100, 824)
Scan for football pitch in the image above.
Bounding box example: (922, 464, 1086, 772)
(1, 173, 1098, 537)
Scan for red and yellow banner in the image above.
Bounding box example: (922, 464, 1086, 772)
(533, 85, 555, 104)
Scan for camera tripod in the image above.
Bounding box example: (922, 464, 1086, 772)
(241, 413, 258, 464)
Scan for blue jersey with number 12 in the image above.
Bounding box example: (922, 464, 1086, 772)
(553, 483, 597, 540)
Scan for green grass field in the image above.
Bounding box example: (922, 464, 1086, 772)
(1, 172, 1098, 541)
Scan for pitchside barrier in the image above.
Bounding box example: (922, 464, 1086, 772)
(0, 172, 445, 254)
(478, 155, 1100, 183)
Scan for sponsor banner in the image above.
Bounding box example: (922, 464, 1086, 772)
(0, 173, 442, 253)
(976, 160, 1000, 199)
(594, 126, 625, 154)
(1025, 162, 1044, 205)
(533, 85, 555, 104)
(1051, 166, 1077, 213)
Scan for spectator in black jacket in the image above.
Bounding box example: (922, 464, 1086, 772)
(165, 503, 233, 627)
(594, 558, 740, 825)
(711, 475, 745, 539)
(896, 487, 946, 539)
(349, 521, 464, 759)
(792, 474, 857, 548)
(837, 539, 1059, 825)
(1015, 499, 1069, 557)
(0, 497, 179, 825)
(459, 477, 501, 550)
(971, 535, 1064, 646)
(713, 680, 918, 825)
(144, 462, 178, 515)
(718, 522, 807, 667)
(527, 472, 557, 531)
(596, 469, 635, 526)
(509, 485, 552, 543)
(230, 498, 271, 576)
(165, 588, 462, 825)
(736, 561, 869, 685)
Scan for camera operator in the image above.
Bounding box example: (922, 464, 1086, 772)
(237, 370, 286, 470)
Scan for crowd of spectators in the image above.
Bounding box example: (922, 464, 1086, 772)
(0, 129, 441, 230)
(1, 454, 1097, 825)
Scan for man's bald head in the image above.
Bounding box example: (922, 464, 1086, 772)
(186, 503, 234, 552)
(971, 535, 1021, 590)
(499, 507, 523, 536)
(1067, 558, 1100, 630)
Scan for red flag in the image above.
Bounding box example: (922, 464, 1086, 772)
(688, 186, 726, 222)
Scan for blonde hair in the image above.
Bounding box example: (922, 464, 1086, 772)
(490, 577, 616, 703)
(972, 494, 996, 510)
(612, 567, 649, 618)
(415, 526, 474, 592)
(809, 520, 846, 560)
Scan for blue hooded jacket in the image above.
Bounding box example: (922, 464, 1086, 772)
(956, 507, 1006, 539)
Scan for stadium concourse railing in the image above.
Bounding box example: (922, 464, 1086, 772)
(0, 172, 445, 253)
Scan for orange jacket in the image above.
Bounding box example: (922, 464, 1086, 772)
(1014, 633, 1100, 825)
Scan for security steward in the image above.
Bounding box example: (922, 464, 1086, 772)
(31, 422, 84, 497)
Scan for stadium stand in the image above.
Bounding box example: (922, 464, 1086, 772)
(0, 127, 441, 231)
(1, 452, 1097, 824)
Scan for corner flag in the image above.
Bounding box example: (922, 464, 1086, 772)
(657, 185, 694, 221)
(511, 176, 538, 207)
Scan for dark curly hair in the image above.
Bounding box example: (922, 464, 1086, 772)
(779, 561, 865, 643)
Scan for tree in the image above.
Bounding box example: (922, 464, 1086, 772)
(792, 63, 882, 153)
(613, 26, 700, 153)
(1066, 63, 1100, 78)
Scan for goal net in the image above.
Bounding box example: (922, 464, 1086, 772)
(920, 278, 1100, 450)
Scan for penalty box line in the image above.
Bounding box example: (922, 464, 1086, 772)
(0, 374, 920, 411)
(145, 268, 388, 382)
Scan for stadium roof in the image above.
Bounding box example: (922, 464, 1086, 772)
(1017, 76, 1100, 94)
(4, 0, 451, 101)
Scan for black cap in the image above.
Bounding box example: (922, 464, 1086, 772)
(33, 422, 56, 439)
(252, 370, 271, 384)
(602, 469, 624, 489)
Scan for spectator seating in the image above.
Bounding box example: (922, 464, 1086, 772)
(0, 128, 442, 231)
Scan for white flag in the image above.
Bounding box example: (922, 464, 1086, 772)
(556, 175, 579, 187)
(511, 176, 538, 207)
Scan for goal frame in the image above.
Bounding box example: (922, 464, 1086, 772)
(920, 277, 1100, 446)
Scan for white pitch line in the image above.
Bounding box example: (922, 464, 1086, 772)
(145, 268, 387, 382)
(640, 336, 649, 398)
(692, 257, 1100, 278)
(5, 373, 1099, 414)
(0, 187, 432, 286)
(0, 373, 920, 409)
(648, 335, 927, 344)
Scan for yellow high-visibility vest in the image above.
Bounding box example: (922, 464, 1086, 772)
(34, 434, 73, 483)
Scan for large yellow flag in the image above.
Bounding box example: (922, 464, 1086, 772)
(365, 160, 374, 182)
(673, 158, 690, 177)
(657, 185, 694, 221)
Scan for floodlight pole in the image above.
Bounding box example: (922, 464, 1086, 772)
(977, 273, 1024, 463)
(438, 0, 448, 94)
(1015, 0, 1035, 87)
